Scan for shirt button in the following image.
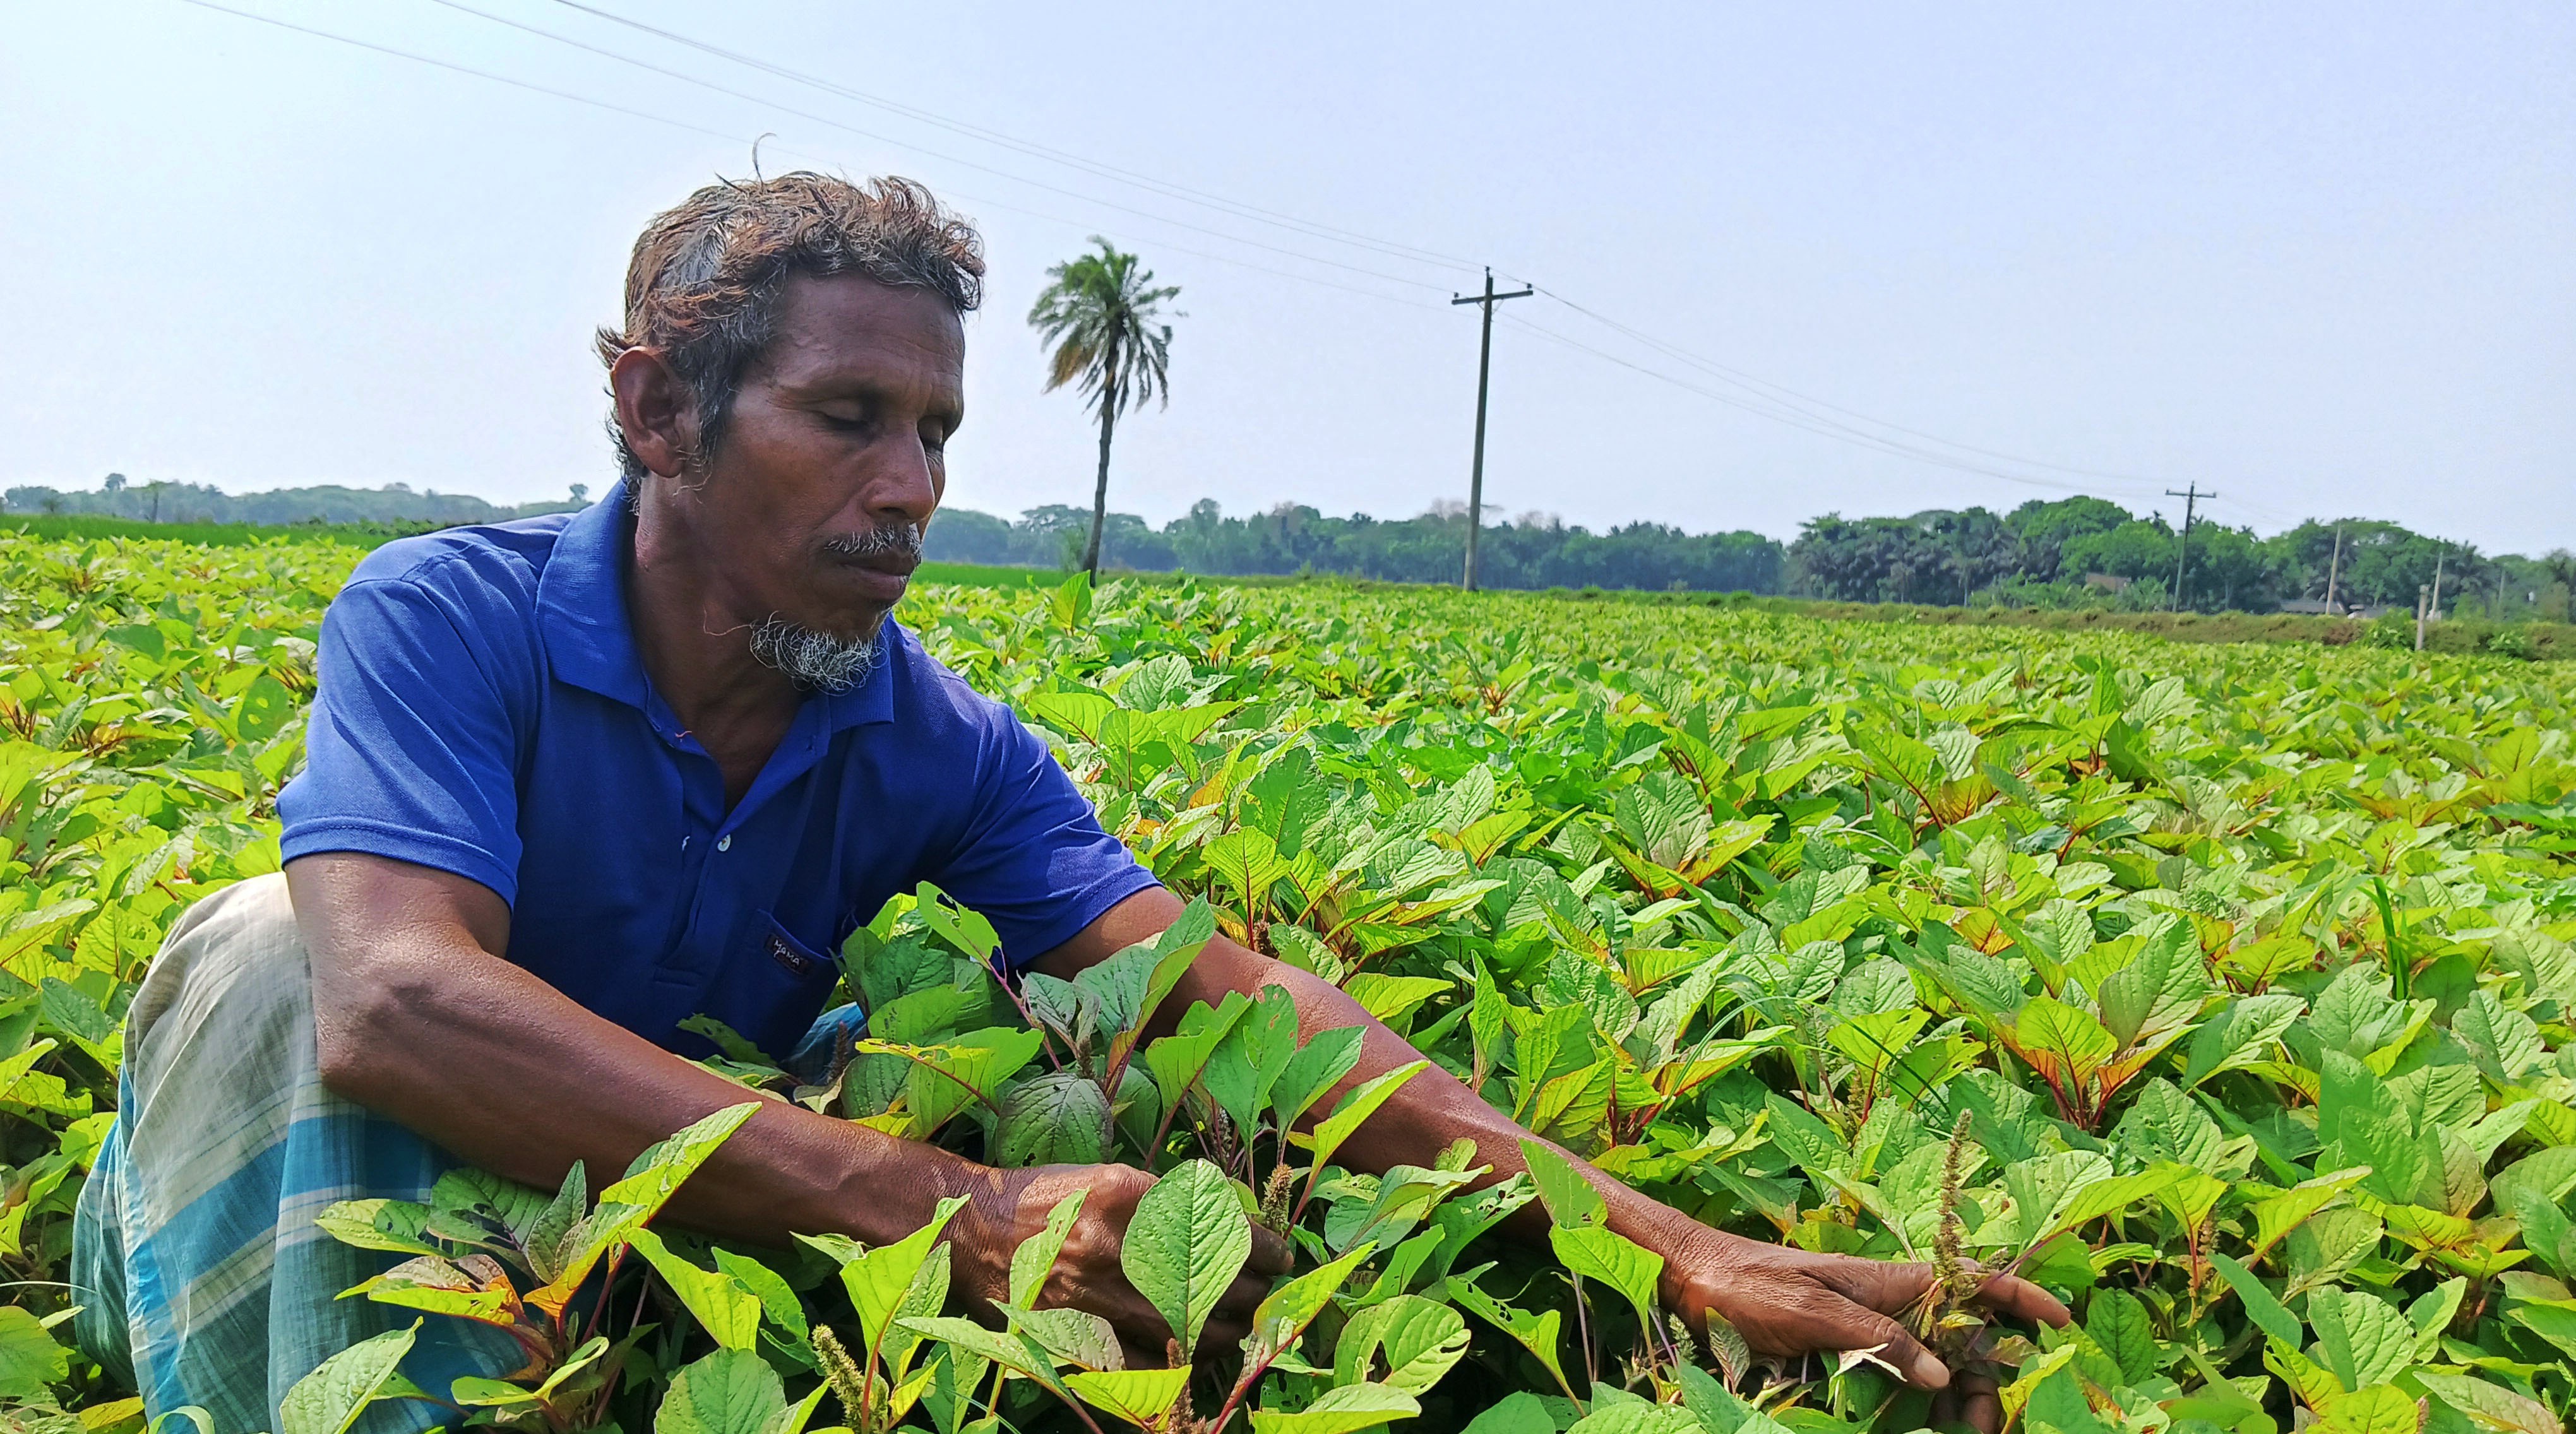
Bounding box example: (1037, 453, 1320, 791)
(717, 834, 732, 852)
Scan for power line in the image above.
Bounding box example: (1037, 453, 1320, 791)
(170, 0, 752, 148)
(1499, 313, 2163, 497)
(166, 0, 1445, 312)
(538, 0, 1484, 275)
(1532, 287, 2170, 489)
(168, 0, 2200, 509)
(412, 0, 1460, 295)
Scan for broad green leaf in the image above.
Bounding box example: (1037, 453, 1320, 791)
(2210, 1252, 2301, 1349)
(1009, 1190, 1088, 1310)
(1205, 986, 1303, 1138)
(1333, 1294, 1469, 1394)
(0, 1307, 70, 1402)
(1142, 993, 1251, 1109)
(2250, 1167, 2371, 1260)
(829, 1194, 967, 1361)
(712, 1248, 808, 1346)
(2308, 1286, 2418, 1392)
(1460, 1392, 1558, 1434)
(897, 1317, 1067, 1392)
(1252, 1241, 1376, 1354)
(349, 1255, 518, 1327)
(2414, 1374, 2563, 1434)
(1565, 1404, 1701, 1434)
(654, 1349, 788, 1434)
(1119, 1158, 1253, 1361)
(311, 1199, 439, 1259)
(1550, 1223, 1664, 1330)
(1272, 1026, 1366, 1133)
(1518, 1138, 1607, 1228)
(902, 1029, 1046, 1136)
(1248, 1382, 1421, 1434)
(1301, 1060, 1430, 1175)
(1445, 1276, 1571, 1397)
(2085, 1288, 2156, 1386)
(2031, 1164, 2187, 1247)
(995, 1306, 1124, 1373)
(2011, 998, 2117, 1086)
(277, 1322, 420, 1434)
(1066, 1368, 1193, 1428)
(535, 1102, 759, 1314)
(2320, 1385, 2420, 1434)
(994, 1070, 1112, 1167)
(627, 1227, 763, 1351)
(2181, 992, 2305, 1087)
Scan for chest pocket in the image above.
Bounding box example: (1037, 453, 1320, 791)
(693, 913, 843, 1063)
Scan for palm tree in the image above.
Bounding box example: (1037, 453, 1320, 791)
(1028, 239, 1179, 579)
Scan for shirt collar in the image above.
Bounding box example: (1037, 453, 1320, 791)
(535, 480, 902, 730)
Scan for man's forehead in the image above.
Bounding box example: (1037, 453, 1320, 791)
(771, 273, 967, 363)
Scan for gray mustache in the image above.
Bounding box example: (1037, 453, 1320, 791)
(821, 523, 924, 562)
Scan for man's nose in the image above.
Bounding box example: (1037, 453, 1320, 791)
(866, 437, 940, 528)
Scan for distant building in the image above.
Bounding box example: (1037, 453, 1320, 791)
(2277, 599, 2346, 615)
(2083, 572, 2132, 593)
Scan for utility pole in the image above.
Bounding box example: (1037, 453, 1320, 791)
(2164, 483, 2215, 612)
(2324, 525, 2344, 613)
(2416, 584, 2430, 651)
(1453, 267, 1532, 591)
(2429, 549, 2446, 624)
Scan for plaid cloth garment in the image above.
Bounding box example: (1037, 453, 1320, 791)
(71, 873, 867, 1432)
(71, 874, 522, 1434)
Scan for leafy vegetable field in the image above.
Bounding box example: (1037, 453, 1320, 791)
(5, 530, 2576, 1434)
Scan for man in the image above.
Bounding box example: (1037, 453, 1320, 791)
(73, 174, 2061, 1433)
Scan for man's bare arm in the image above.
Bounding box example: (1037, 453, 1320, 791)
(290, 851, 987, 1248)
(287, 851, 1275, 1355)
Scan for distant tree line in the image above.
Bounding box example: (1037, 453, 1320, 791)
(12, 476, 2569, 619)
(925, 499, 1785, 593)
(3, 475, 582, 527)
(1782, 496, 2575, 620)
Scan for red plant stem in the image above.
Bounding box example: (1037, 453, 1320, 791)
(1571, 1274, 1597, 1392)
(578, 1247, 626, 1348)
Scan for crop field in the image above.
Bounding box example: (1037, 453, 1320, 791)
(3, 529, 2576, 1434)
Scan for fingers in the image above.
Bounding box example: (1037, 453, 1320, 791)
(1838, 1306, 1950, 1392)
(1931, 1372, 2001, 1434)
(1969, 1268, 2072, 1327)
(1741, 1284, 1950, 1392)
(1804, 1254, 2068, 1332)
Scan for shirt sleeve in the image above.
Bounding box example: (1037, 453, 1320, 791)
(276, 572, 527, 904)
(930, 706, 1162, 968)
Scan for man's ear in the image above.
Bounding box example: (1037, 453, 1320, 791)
(608, 348, 701, 479)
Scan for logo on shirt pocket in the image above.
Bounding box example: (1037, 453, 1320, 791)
(764, 917, 828, 980)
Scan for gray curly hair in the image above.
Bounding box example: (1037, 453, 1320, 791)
(595, 173, 984, 483)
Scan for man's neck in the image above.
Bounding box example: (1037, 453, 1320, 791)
(621, 497, 803, 759)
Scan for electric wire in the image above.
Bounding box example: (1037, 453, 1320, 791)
(171, 0, 754, 149)
(414, 0, 1460, 295)
(1498, 313, 2166, 498)
(168, 0, 2196, 507)
(167, 0, 1445, 311)
(1531, 287, 2171, 488)
(539, 0, 1484, 275)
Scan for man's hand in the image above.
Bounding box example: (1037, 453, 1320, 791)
(948, 1163, 1291, 1368)
(1662, 1224, 2068, 1419)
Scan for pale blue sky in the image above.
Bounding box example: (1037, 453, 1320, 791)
(5, 3, 2569, 552)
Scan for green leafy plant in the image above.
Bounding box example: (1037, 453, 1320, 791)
(6, 535, 2576, 1434)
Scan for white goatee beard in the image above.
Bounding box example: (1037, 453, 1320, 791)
(747, 615, 884, 693)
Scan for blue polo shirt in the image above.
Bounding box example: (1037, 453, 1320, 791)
(275, 487, 1159, 1060)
